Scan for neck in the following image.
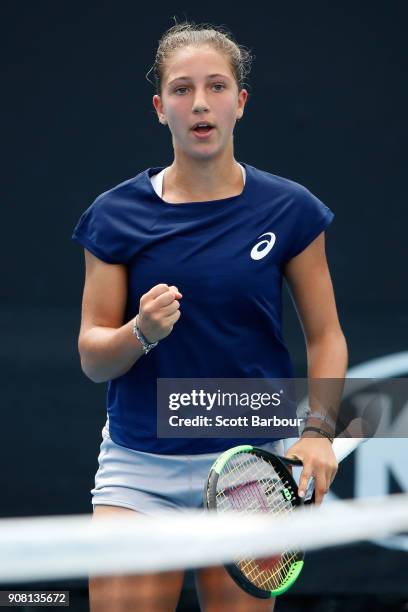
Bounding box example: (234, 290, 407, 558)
(164, 149, 243, 201)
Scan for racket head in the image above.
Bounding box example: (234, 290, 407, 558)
(204, 444, 305, 598)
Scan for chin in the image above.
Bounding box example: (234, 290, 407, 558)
(190, 142, 227, 158)
(193, 149, 219, 159)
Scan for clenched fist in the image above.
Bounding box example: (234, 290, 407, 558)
(137, 283, 182, 344)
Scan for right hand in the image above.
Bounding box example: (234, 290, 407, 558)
(138, 283, 183, 343)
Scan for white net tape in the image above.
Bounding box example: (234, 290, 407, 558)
(0, 494, 407, 583)
(2, 439, 406, 583)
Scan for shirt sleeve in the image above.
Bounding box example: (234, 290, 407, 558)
(282, 186, 334, 263)
(71, 191, 134, 264)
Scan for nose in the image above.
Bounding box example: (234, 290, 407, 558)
(193, 105, 209, 114)
(192, 89, 209, 114)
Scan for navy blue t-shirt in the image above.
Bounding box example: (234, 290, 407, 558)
(72, 162, 334, 454)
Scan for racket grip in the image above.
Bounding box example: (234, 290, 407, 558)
(303, 477, 315, 504)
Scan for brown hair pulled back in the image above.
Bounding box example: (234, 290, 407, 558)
(146, 18, 254, 96)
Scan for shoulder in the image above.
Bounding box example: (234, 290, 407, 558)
(249, 164, 319, 202)
(90, 169, 149, 214)
(71, 168, 154, 264)
(249, 164, 332, 218)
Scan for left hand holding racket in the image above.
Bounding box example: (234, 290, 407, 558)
(285, 435, 338, 504)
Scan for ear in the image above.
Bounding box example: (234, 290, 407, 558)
(236, 88, 248, 121)
(153, 94, 167, 125)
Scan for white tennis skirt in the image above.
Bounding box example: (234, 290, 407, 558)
(91, 420, 284, 516)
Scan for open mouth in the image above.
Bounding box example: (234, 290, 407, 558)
(193, 126, 213, 134)
(191, 124, 215, 138)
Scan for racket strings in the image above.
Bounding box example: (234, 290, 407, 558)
(216, 452, 301, 591)
(216, 454, 295, 515)
(239, 550, 298, 590)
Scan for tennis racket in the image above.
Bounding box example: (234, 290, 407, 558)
(204, 438, 363, 599)
(204, 445, 306, 598)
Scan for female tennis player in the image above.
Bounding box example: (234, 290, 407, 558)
(72, 20, 348, 612)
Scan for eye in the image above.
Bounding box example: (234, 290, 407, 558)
(174, 87, 188, 95)
(212, 83, 226, 91)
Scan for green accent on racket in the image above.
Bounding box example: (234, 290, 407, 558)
(204, 445, 306, 599)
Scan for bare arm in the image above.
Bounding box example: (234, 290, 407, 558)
(77, 249, 182, 383)
(284, 231, 348, 433)
(283, 231, 348, 380)
(283, 231, 348, 503)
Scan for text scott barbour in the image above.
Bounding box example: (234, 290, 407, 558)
(168, 414, 303, 427)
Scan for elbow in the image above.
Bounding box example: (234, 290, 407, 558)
(332, 328, 348, 357)
(307, 328, 349, 368)
(78, 337, 109, 384)
(308, 327, 347, 348)
(80, 357, 108, 384)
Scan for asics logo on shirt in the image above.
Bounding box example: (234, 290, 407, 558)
(250, 232, 276, 260)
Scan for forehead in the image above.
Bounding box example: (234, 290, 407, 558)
(163, 45, 234, 84)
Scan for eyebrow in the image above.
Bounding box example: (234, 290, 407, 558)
(167, 73, 231, 86)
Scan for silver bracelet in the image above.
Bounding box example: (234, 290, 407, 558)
(302, 409, 336, 432)
(132, 314, 158, 355)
